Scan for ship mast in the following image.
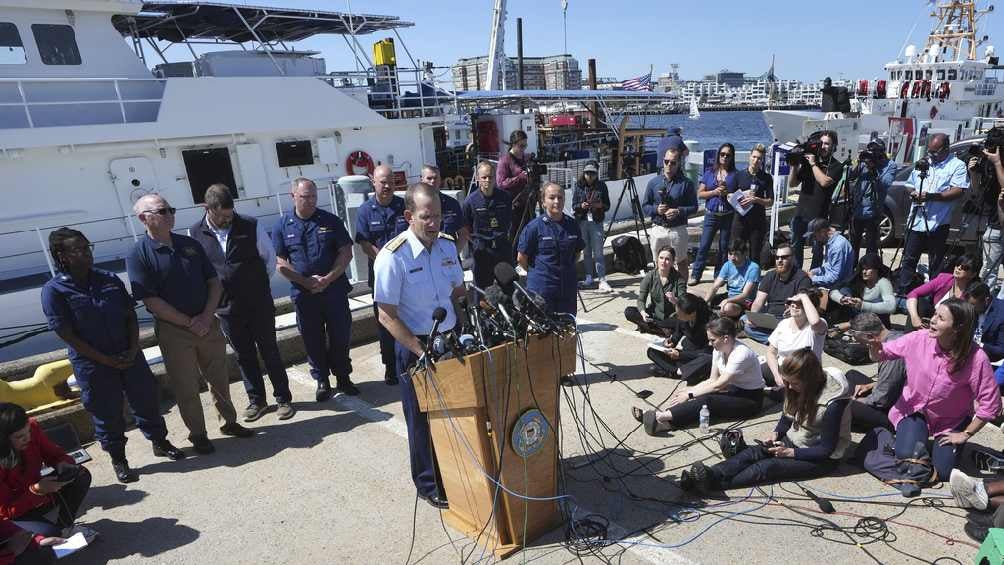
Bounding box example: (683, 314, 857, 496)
(924, 0, 992, 62)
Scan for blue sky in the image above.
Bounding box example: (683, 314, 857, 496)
(192, 1, 1004, 82)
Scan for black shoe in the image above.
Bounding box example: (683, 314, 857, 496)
(190, 435, 215, 454)
(335, 379, 360, 396)
(316, 381, 332, 402)
(964, 521, 989, 543)
(679, 469, 696, 492)
(111, 458, 138, 483)
(152, 440, 187, 461)
(968, 510, 996, 528)
(419, 492, 449, 509)
(384, 368, 399, 386)
(220, 422, 254, 438)
(690, 462, 714, 494)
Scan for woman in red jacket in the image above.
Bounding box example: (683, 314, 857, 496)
(0, 404, 91, 537)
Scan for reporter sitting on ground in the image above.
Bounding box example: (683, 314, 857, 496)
(743, 242, 812, 344)
(905, 253, 980, 330)
(862, 298, 1001, 482)
(828, 253, 896, 328)
(624, 246, 687, 335)
(0, 518, 64, 565)
(634, 317, 765, 436)
(0, 404, 90, 537)
(963, 283, 1004, 362)
(846, 313, 905, 432)
(703, 240, 760, 321)
(680, 349, 852, 492)
(644, 293, 712, 382)
(805, 218, 854, 290)
(766, 290, 827, 390)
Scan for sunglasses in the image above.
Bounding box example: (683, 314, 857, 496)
(663, 159, 679, 166)
(776, 254, 792, 261)
(719, 152, 732, 157)
(143, 207, 176, 216)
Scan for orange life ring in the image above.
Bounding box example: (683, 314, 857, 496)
(346, 150, 375, 175)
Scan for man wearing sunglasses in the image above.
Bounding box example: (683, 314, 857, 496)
(127, 194, 253, 455)
(898, 133, 968, 293)
(642, 137, 697, 274)
(742, 242, 812, 343)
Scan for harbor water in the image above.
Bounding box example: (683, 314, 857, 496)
(632, 110, 774, 152)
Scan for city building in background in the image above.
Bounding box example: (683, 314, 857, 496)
(452, 54, 581, 90)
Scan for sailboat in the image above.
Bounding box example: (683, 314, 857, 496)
(689, 97, 700, 120)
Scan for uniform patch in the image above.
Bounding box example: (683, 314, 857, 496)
(438, 233, 455, 241)
(182, 246, 199, 257)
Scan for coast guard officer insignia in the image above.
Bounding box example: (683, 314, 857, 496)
(512, 409, 549, 458)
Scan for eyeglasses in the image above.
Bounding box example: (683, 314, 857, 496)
(143, 207, 176, 216)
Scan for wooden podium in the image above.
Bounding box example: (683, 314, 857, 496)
(410, 333, 576, 559)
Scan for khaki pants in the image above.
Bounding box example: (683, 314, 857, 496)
(155, 318, 237, 439)
(649, 224, 688, 265)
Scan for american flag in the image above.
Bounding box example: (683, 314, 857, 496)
(621, 72, 652, 91)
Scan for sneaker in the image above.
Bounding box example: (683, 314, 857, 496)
(950, 469, 989, 510)
(335, 379, 360, 396)
(578, 275, 594, 289)
(220, 422, 255, 438)
(597, 279, 613, 293)
(275, 402, 296, 421)
(242, 403, 268, 423)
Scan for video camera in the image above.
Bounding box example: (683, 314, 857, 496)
(525, 154, 548, 177)
(966, 127, 1004, 163)
(786, 131, 825, 168)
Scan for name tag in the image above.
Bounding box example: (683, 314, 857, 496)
(409, 267, 423, 274)
(541, 236, 554, 241)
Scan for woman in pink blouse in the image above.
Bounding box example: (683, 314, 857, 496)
(904, 253, 980, 330)
(864, 298, 1001, 481)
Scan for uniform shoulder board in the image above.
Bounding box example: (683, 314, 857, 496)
(438, 232, 455, 241)
(385, 233, 407, 252)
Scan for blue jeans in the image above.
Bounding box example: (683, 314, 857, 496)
(579, 220, 606, 279)
(894, 412, 969, 481)
(789, 215, 824, 270)
(691, 212, 734, 280)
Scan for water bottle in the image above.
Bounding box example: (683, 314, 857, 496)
(699, 404, 711, 434)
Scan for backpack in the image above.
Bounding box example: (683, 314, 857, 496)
(823, 332, 871, 365)
(854, 427, 935, 497)
(612, 235, 646, 274)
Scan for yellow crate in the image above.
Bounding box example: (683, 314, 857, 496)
(373, 38, 396, 67)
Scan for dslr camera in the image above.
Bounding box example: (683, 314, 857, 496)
(786, 131, 825, 168)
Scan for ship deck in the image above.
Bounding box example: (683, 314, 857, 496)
(57, 251, 995, 565)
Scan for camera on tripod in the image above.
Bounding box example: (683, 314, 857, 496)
(524, 154, 548, 177)
(914, 156, 931, 175)
(786, 131, 825, 168)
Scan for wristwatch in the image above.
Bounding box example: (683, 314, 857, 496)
(687, 392, 694, 400)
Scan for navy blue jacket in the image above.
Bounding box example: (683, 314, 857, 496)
(980, 298, 1004, 362)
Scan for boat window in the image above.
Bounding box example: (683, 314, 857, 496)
(0, 23, 25, 64)
(31, 24, 80, 66)
(276, 140, 314, 167)
(905, 70, 913, 80)
(948, 69, 957, 80)
(937, 69, 945, 80)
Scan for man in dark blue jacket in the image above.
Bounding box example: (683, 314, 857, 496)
(642, 141, 697, 275)
(966, 283, 1004, 363)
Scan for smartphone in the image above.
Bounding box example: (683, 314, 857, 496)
(55, 465, 79, 482)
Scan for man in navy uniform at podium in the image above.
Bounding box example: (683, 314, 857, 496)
(373, 182, 465, 509)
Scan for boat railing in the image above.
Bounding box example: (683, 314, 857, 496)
(0, 78, 166, 130)
(0, 180, 363, 285)
(317, 66, 455, 120)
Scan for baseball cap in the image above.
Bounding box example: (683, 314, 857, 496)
(583, 160, 599, 173)
(803, 218, 831, 239)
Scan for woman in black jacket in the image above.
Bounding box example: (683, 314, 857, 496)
(571, 160, 611, 291)
(645, 293, 712, 384)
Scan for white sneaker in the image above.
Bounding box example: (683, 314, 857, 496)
(578, 275, 594, 289)
(598, 279, 613, 293)
(515, 265, 528, 277)
(950, 469, 989, 510)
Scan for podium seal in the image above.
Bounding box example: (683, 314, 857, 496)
(512, 409, 549, 458)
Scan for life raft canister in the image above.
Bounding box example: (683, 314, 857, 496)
(346, 150, 375, 175)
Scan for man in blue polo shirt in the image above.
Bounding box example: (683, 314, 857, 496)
(126, 194, 253, 455)
(898, 133, 968, 291)
(355, 165, 409, 385)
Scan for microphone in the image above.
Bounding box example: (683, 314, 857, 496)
(484, 284, 515, 329)
(494, 262, 556, 326)
(799, 485, 835, 514)
(424, 306, 448, 359)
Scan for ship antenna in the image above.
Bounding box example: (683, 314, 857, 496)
(896, 4, 928, 59)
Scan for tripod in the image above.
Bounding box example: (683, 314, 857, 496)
(893, 168, 931, 292)
(606, 176, 652, 267)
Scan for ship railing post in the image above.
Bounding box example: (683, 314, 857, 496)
(35, 227, 55, 278)
(113, 80, 128, 124)
(16, 81, 33, 128)
(125, 214, 139, 242)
